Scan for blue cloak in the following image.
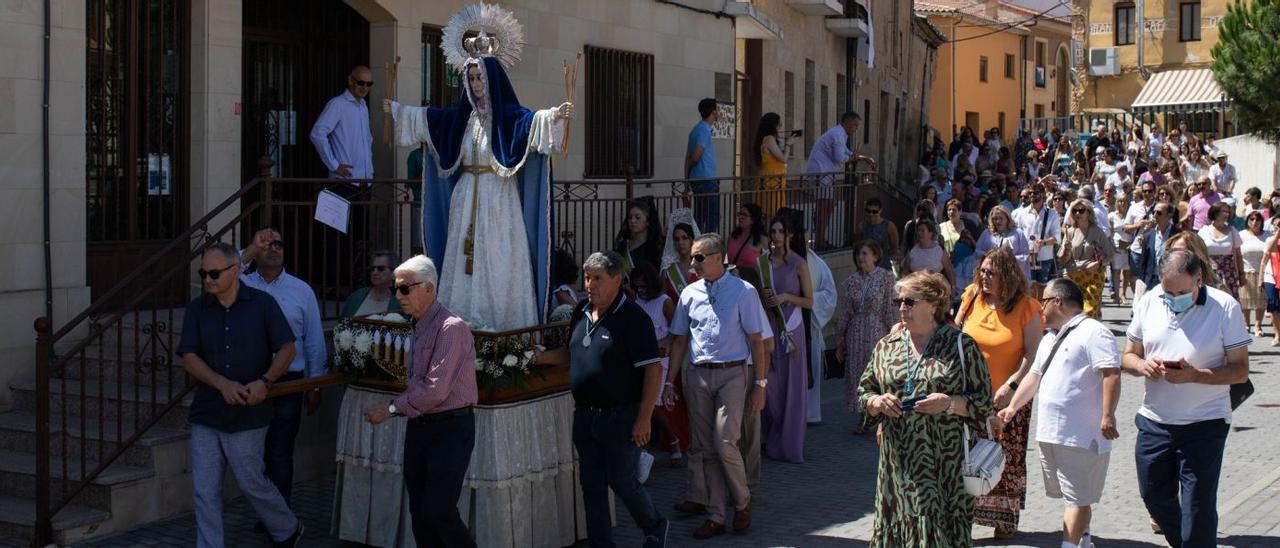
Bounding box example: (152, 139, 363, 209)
(416, 56, 554, 324)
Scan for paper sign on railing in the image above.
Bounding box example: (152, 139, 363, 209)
(314, 189, 350, 233)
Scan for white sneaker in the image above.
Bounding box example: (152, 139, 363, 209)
(1080, 531, 1093, 548)
(637, 450, 655, 484)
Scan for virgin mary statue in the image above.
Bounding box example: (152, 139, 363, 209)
(386, 4, 571, 331)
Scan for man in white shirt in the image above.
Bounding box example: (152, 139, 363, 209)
(928, 168, 953, 206)
(1014, 187, 1061, 297)
(1105, 164, 1132, 198)
(998, 278, 1120, 548)
(1121, 250, 1250, 547)
(1209, 151, 1238, 196)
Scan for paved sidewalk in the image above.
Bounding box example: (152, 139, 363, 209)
(62, 302, 1280, 547)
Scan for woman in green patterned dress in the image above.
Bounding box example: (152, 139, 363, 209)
(858, 271, 994, 547)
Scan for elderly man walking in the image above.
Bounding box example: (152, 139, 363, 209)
(310, 65, 375, 180)
(178, 242, 304, 548)
(998, 278, 1121, 548)
(534, 250, 670, 547)
(238, 228, 327, 510)
(663, 233, 770, 539)
(363, 255, 478, 548)
(1122, 249, 1250, 547)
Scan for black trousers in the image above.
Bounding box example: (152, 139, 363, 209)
(403, 410, 477, 548)
(264, 371, 304, 504)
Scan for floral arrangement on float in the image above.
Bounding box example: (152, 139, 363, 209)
(331, 313, 413, 380)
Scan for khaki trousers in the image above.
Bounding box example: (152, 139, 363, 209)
(683, 363, 751, 523)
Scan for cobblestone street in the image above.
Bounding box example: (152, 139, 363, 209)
(55, 303, 1280, 547)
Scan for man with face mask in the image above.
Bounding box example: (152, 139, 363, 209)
(1121, 249, 1251, 547)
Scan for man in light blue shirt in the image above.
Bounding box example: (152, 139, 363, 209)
(310, 65, 374, 180)
(239, 228, 328, 508)
(663, 233, 769, 538)
(686, 98, 720, 233)
(806, 112, 876, 249)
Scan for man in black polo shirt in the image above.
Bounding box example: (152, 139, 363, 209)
(535, 250, 669, 547)
(177, 242, 304, 547)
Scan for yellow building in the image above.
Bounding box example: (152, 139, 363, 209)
(1075, 0, 1235, 135)
(918, 0, 1073, 140)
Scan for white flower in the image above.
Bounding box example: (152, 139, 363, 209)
(367, 314, 384, 321)
(523, 350, 534, 361)
(382, 313, 407, 323)
(335, 330, 354, 351)
(502, 355, 518, 368)
(354, 332, 373, 354)
(492, 366, 504, 377)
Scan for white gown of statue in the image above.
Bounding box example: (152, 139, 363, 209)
(394, 104, 564, 331)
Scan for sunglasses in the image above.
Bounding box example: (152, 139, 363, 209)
(268, 239, 285, 250)
(891, 297, 917, 308)
(1039, 296, 1060, 305)
(395, 281, 425, 295)
(369, 265, 389, 272)
(1072, 208, 1088, 214)
(352, 79, 374, 87)
(866, 208, 881, 215)
(198, 263, 236, 280)
(692, 252, 720, 263)
(1154, 209, 1169, 216)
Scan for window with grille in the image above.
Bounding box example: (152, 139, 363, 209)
(583, 45, 654, 178)
(979, 56, 989, 83)
(1179, 2, 1201, 42)
(1115, 3, 1135, 46)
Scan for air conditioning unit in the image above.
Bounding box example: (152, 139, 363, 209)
(1088, 47, 1120, 77)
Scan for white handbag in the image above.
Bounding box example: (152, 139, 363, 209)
(956, 335, 1006, 497)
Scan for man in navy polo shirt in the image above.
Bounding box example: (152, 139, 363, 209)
(535, 250, 669, 547)
(178, 242, 304, 548)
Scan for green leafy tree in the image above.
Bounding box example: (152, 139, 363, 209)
(1212, 0, 1280, 142)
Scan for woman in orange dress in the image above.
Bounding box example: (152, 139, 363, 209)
(955, 247, 1044, 540)
(754, 112, 799, 217)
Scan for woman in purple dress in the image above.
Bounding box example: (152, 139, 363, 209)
(758, 212, 814, 463)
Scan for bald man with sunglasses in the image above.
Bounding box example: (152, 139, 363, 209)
(311, 65, 375, 180)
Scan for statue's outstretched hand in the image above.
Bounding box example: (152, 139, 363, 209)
(556, 102, 575, 120)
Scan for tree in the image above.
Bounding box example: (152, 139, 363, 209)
(1212, 0, 1280, 142)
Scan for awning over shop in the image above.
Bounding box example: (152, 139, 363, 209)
(1131, 68, 1227, 114)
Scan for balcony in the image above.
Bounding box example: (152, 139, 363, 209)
(787, 0, 843, 16)
(825, 16, 868, 38)
(726, 1, 784, 40)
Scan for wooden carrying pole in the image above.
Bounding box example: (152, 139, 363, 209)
(382, 56, 400, 146)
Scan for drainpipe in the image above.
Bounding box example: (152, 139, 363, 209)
(41, 0, 53, 325)
(1020, 34, 1027, 124)
(950, 17, 957, 136)
(1136, 0, 1147, 78)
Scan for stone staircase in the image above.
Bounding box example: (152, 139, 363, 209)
(0, 317, 197, 545)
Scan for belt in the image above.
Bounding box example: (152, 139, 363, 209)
(575, 402, 638, 413)
(408, 406, 473, 425)
(693, 359, 746, 369)
(462, 165, 495, 175)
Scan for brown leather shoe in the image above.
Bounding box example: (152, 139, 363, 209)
(732, 502, 752, 533)
(691, 520, 725, 539)
(672, 500, 707, 517)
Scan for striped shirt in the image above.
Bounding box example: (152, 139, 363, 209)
(393, 302, 478, 417)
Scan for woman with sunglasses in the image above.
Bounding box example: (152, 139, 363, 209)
(1239, 211, 1269, 337)
(836, 240, 897, 434)
(758, 213, 814, 463)
(341, 251, 403, 317)
(858, 271, 993, 547)
(956, 247, 1043, 540)
(1197, 201, 1244, 300)
(1059, 199, 1114, 319)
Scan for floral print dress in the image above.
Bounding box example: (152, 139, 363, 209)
(836, 267, 897, 416)
(858, 325, 994, 547)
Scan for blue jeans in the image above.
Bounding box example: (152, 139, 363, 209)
(264, 371, 304, 504)
(574, 405, 664, 547)
(1135, 414, 1230, 548)
(692, 181, 720, 235)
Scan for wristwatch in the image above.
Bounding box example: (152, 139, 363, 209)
(258, 376, 274, 388)
(1007, 380, 1020, 391)
(754, 378, 768, 388)
(387, 402, 399, 416)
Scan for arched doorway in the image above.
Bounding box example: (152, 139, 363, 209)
(1056, 45, 1071, 116)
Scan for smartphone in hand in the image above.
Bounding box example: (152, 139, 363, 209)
(900, 395, 926, 413)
